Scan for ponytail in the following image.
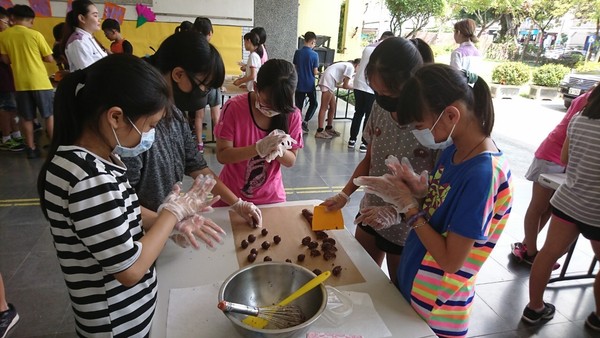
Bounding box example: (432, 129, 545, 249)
(399, 64, 495, 136)
(471, 76, 494, 136)
(38, 54, 171, 219)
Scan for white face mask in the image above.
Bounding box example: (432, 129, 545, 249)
(411, 110, 455, 150)
(254, 92, 280, 117)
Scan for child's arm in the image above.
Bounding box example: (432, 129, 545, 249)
(560, 137, 570, 165)
(274, 148, 297, 167)
(215, 137, 260, 164)
(233, 67, 257, 86)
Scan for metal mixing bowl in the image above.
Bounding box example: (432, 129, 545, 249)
(218, 262, 327, 338)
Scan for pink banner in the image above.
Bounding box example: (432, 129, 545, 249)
(102, 2, 126, 25)
(0, 0, 13, 9)
(28, 0, 51, 17)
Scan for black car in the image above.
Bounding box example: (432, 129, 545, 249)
(559, 70, 600, 108)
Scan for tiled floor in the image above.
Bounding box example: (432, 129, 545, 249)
(0, 96, 598, 337)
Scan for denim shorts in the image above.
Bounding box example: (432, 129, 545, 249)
(15, 90, 54, 120)
(0, 92, 17, 111)
(525, 157, 565, 182)
(207, 88, 222, 107)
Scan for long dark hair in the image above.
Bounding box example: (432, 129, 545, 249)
(365, 37, 422, 100)
(244, 32, 263, 58)
(581, 86, 600, 119)
(149, 30, 225, 89)
(365, 37, 423, 125)
(193, 17, 213, 36)
(250, 27, 266, 59)
(60, 0, 94, 55)
(256, 59, 297, 133)
(37, 54, 171, 219)
(399, 64, 494, 136)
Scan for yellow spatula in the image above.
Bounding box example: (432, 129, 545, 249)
(242, 270, 331, 329)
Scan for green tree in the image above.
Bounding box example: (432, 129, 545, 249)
(573, 0, 600, 60)
(451, 0, 523, 38)
(386, 0, 445, 37)
(524, 0, 573, 55)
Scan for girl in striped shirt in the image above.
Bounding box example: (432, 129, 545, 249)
(524, 86, 600, 331)
(357, 64, 513, 337)
(37, 54, 219, 337)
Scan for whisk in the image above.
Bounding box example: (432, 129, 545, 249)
(219, 270, 331, 329)
(217, 300, 306, 329)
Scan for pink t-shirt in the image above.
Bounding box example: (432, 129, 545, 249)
(535, 91, 591, 164)
(214, 93, 303, 205)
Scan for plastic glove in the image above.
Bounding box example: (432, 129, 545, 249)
(353, 174, 418, 213)
(170, 214, 226, 249)
(231, 198, 263, 228)
(355, 206, 401, 230)
(385, 155, 429, 198)
(320, 192, 350, 211)
(158, 175, 221, 222)
(255, 129, 290, 158)
(264, 132, 297, 163)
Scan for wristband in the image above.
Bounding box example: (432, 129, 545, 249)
(339, 191, 350, 201)
(405, 210, 427, 228)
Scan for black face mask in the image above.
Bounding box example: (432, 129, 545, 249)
(171, 79, 208, 112)
(374, 93, 399, 112)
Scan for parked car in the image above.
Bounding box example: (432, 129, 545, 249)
(559, 70, 600, 108)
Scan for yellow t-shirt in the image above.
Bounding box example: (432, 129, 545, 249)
(0, 25, 53, 91)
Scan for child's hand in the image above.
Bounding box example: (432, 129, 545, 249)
(171, 214, 225, 249)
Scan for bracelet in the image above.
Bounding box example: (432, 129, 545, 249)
(405, 210, 427, 228)
(411, 219, 428, 230)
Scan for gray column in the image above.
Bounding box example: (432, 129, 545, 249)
(254, 0, 299, 61)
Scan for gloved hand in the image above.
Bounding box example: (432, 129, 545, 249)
(320, 192, 350, 211)
(231, 198, 263, 228)
(255, 129, 290, 158)
(158, 175, 221, 222)
(353, 174, 418, 213)
(170, 214, 226, 249)
(385, 155, 429, 198)
(264, 131, 297, 163)
(355, 206, 401, 230)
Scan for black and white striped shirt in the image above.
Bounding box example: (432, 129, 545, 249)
(551, 115, 600, 227)
(43, 146, 156, 337)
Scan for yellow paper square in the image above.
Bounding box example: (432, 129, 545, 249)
(312, 205, 344, 230)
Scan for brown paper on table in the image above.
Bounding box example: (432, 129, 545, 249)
(229, 205, 365, 287)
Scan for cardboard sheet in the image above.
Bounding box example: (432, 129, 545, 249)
(230, 205, 365, 286)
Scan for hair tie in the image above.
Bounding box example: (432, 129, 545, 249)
(463, 70, 478, 85)
(74, 69, 87, 96)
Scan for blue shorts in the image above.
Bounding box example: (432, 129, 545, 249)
(15, 90, 54, 121)
(207, 88, 222, 107)
(0, 92, 17, 111)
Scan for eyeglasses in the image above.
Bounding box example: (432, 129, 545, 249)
(186, 72, 211, 96)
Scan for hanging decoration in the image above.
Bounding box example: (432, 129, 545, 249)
(0, 0, 13, 9)
(135, 3, 155, 28)
(28, 0, 51, 17)
(103, 2, 126, 25)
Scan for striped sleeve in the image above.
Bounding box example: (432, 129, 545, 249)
(68, 173, 141, 274)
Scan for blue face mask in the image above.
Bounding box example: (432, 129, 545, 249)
(411, 110, 455, 150)
(112, 117, 156, 157)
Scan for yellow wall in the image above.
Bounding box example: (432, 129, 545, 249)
(297, 0, 365, 62)
(30, 18, 242, 76)
(297, 0, 341, 59)
(339, 0, 366, 60)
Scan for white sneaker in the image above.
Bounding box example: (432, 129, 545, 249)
(325, 128, 341, 137)
(315, 131, 333, 139)
(359, 143, 367, 153)
(348, 140, 356, 148)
